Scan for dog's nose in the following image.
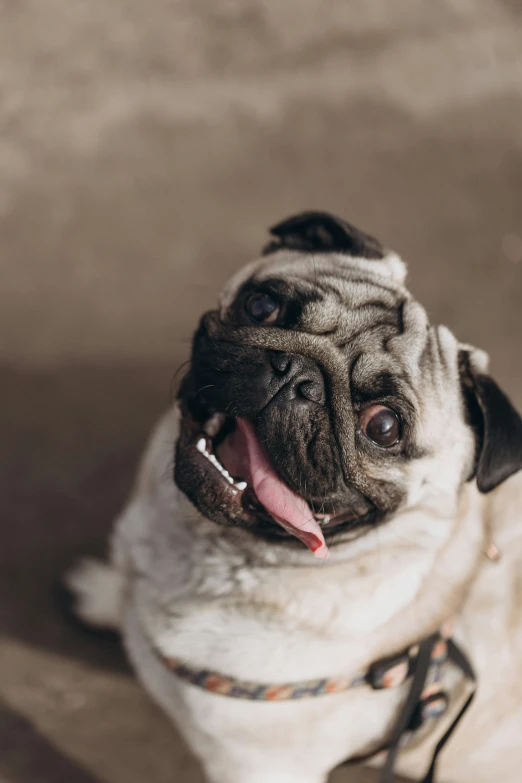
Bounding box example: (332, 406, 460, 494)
(268, 352, 325, 405)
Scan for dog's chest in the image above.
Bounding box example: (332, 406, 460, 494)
(124, 590, 414, 780)
(134, 536, 431, 685)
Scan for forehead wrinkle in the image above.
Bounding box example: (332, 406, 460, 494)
(310, 274, 406, 300)
(417, 328, 452, 400)
(220, 238, 408, 310)
(385, 301, 430, 386)
(269, 276, 405, 341)
(350, 348, 403, 388)
(254, 265, 407, 300)
(333, 312, 401, 346)
(253, 251, 407, 288)
(303, 277, 403, 313)
(244, 268, 403, 303)
(349, 341, 422, 409)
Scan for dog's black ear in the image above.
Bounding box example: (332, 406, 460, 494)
(262, 211, 384, 259)
(460, 351, 522, 493)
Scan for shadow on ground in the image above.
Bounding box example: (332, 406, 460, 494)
(1, 363, 180, 673)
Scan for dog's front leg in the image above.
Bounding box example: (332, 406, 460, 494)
(204, 769, 328, 783)
(200, 753, 329, 783)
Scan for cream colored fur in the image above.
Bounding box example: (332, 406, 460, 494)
(66, 404, 522, 783)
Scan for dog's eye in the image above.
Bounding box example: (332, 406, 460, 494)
(245, 292, 280, 324)
(360, 405, 400, 447)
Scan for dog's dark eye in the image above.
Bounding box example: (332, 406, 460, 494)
(245, 292, 280, 324)
(360, 405, 400, 447)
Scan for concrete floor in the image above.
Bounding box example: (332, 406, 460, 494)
(1, 1, 522, 782)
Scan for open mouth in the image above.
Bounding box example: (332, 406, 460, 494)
(180, 407, 374, 560)
(194, 413, 329, 559)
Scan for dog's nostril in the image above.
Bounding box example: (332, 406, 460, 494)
(298, 380, 324, 404)
(270, 352, 292, 375)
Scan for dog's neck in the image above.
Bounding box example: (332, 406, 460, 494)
(169, 480, 486, 680)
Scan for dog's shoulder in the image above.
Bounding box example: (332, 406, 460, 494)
(484, 470, 522, 551)
(111, 406, 186, 572)
(494, 467, 522, 513)
(461, 471, 522, 674)
(131, 405, 180, 500)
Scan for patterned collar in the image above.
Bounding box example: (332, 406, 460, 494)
(158, 627, 451, 708)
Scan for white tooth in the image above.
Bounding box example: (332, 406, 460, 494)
(235, 481, 247, 491)
(198, 438, 237, 486)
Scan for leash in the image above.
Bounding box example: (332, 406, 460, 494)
(342, 634, 476, 783)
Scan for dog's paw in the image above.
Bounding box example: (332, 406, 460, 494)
(60, 558, 124, 635)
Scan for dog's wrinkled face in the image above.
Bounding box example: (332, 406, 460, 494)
(175, 212, 522, 557)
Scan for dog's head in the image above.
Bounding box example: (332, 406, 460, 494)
(175, 211, 522, 557)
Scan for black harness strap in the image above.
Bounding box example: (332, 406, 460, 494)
(379, 635, 439, 783)
(340, 635, 477, 783)
(421, 639, 476, 783)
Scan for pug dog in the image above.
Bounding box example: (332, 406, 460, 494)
(65, 212, 522, 783)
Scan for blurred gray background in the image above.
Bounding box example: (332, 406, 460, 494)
(1, 2, 521, 782)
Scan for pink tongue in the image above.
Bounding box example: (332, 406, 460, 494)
(236, 419, 329, 560)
